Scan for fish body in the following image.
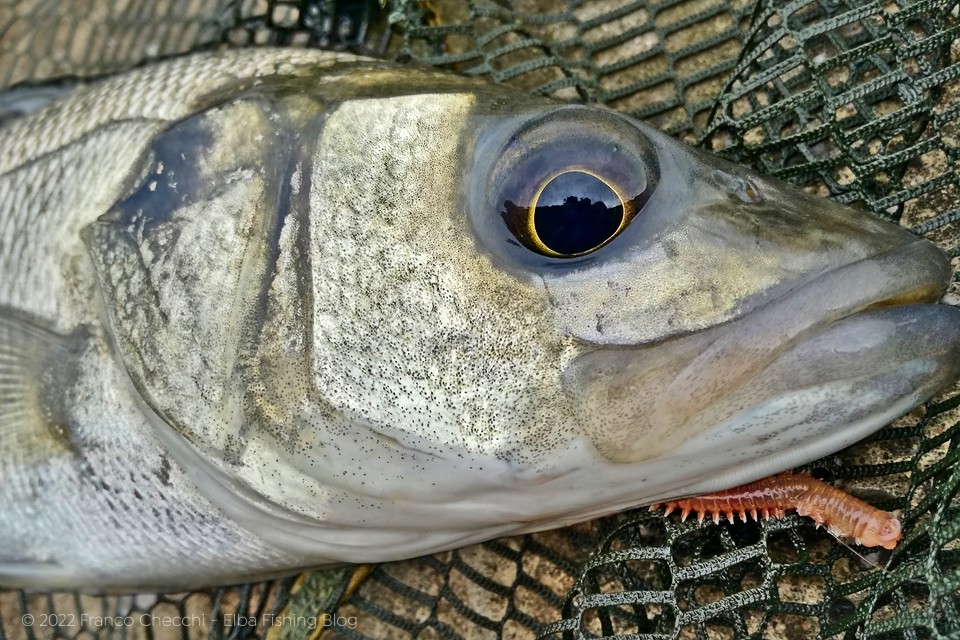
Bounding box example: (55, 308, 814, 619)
(1, 48, 958, 590)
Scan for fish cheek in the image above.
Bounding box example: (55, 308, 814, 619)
(292, 93, 577, 464)
(560, 329, 719, 463)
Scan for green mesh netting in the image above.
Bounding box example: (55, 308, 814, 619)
(1, 1, 959, 639)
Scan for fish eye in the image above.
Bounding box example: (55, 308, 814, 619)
(491, 109, 659, 259)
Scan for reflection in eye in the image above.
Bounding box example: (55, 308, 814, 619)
(501, 170, 641, 257)
(533, 171, 624, 256)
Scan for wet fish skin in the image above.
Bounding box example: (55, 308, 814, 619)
(1, 48, 958, 590)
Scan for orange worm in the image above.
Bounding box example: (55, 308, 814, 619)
(649, 472, 902, 549)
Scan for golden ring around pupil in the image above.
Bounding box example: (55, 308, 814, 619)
(526, 169, 627, 257)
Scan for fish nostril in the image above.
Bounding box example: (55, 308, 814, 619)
(711, 169, 763, 204)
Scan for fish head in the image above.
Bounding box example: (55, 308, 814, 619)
(82, 62, 960, 560)
(486, 105, 957, 467)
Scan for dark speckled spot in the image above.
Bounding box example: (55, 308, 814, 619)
(156, 456, 172, 487)
(99, 117, 214, 231)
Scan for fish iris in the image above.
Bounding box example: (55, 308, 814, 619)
(531, 171, 625, 256)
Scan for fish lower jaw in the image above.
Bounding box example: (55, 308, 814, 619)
(663, 302, 960, 495)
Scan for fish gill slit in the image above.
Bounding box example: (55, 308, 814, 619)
(225, 126, 301, 449)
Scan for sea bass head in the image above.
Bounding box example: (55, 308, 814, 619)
(8, 50, 959, 579)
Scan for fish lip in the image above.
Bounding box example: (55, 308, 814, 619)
(762, 237, 953, 357)
(670, 237, 953, 385)
(739, 235, 953, 330)
(827, 238, 952, 314)
(634, 237, 956, 437)
(660, 299, 960, 497)
(576, 236, 952, 354)
(562, 237, 960, 494)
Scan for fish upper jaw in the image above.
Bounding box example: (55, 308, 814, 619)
(657, 237, 953, 424)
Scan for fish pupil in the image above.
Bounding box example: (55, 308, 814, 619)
(532, 171, 623, 255)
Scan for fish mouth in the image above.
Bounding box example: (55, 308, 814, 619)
(670, 238, 953, 398)
(567, 238, 960, 481)
(830, 238, 952, 311)
(651, 237, 960, 488)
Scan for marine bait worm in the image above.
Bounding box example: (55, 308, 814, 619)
(650, 472, 902, 549)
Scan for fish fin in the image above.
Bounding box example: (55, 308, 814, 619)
(0, 308, 85, 465)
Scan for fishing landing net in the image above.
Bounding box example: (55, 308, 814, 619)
(0, 0, 959, 638)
